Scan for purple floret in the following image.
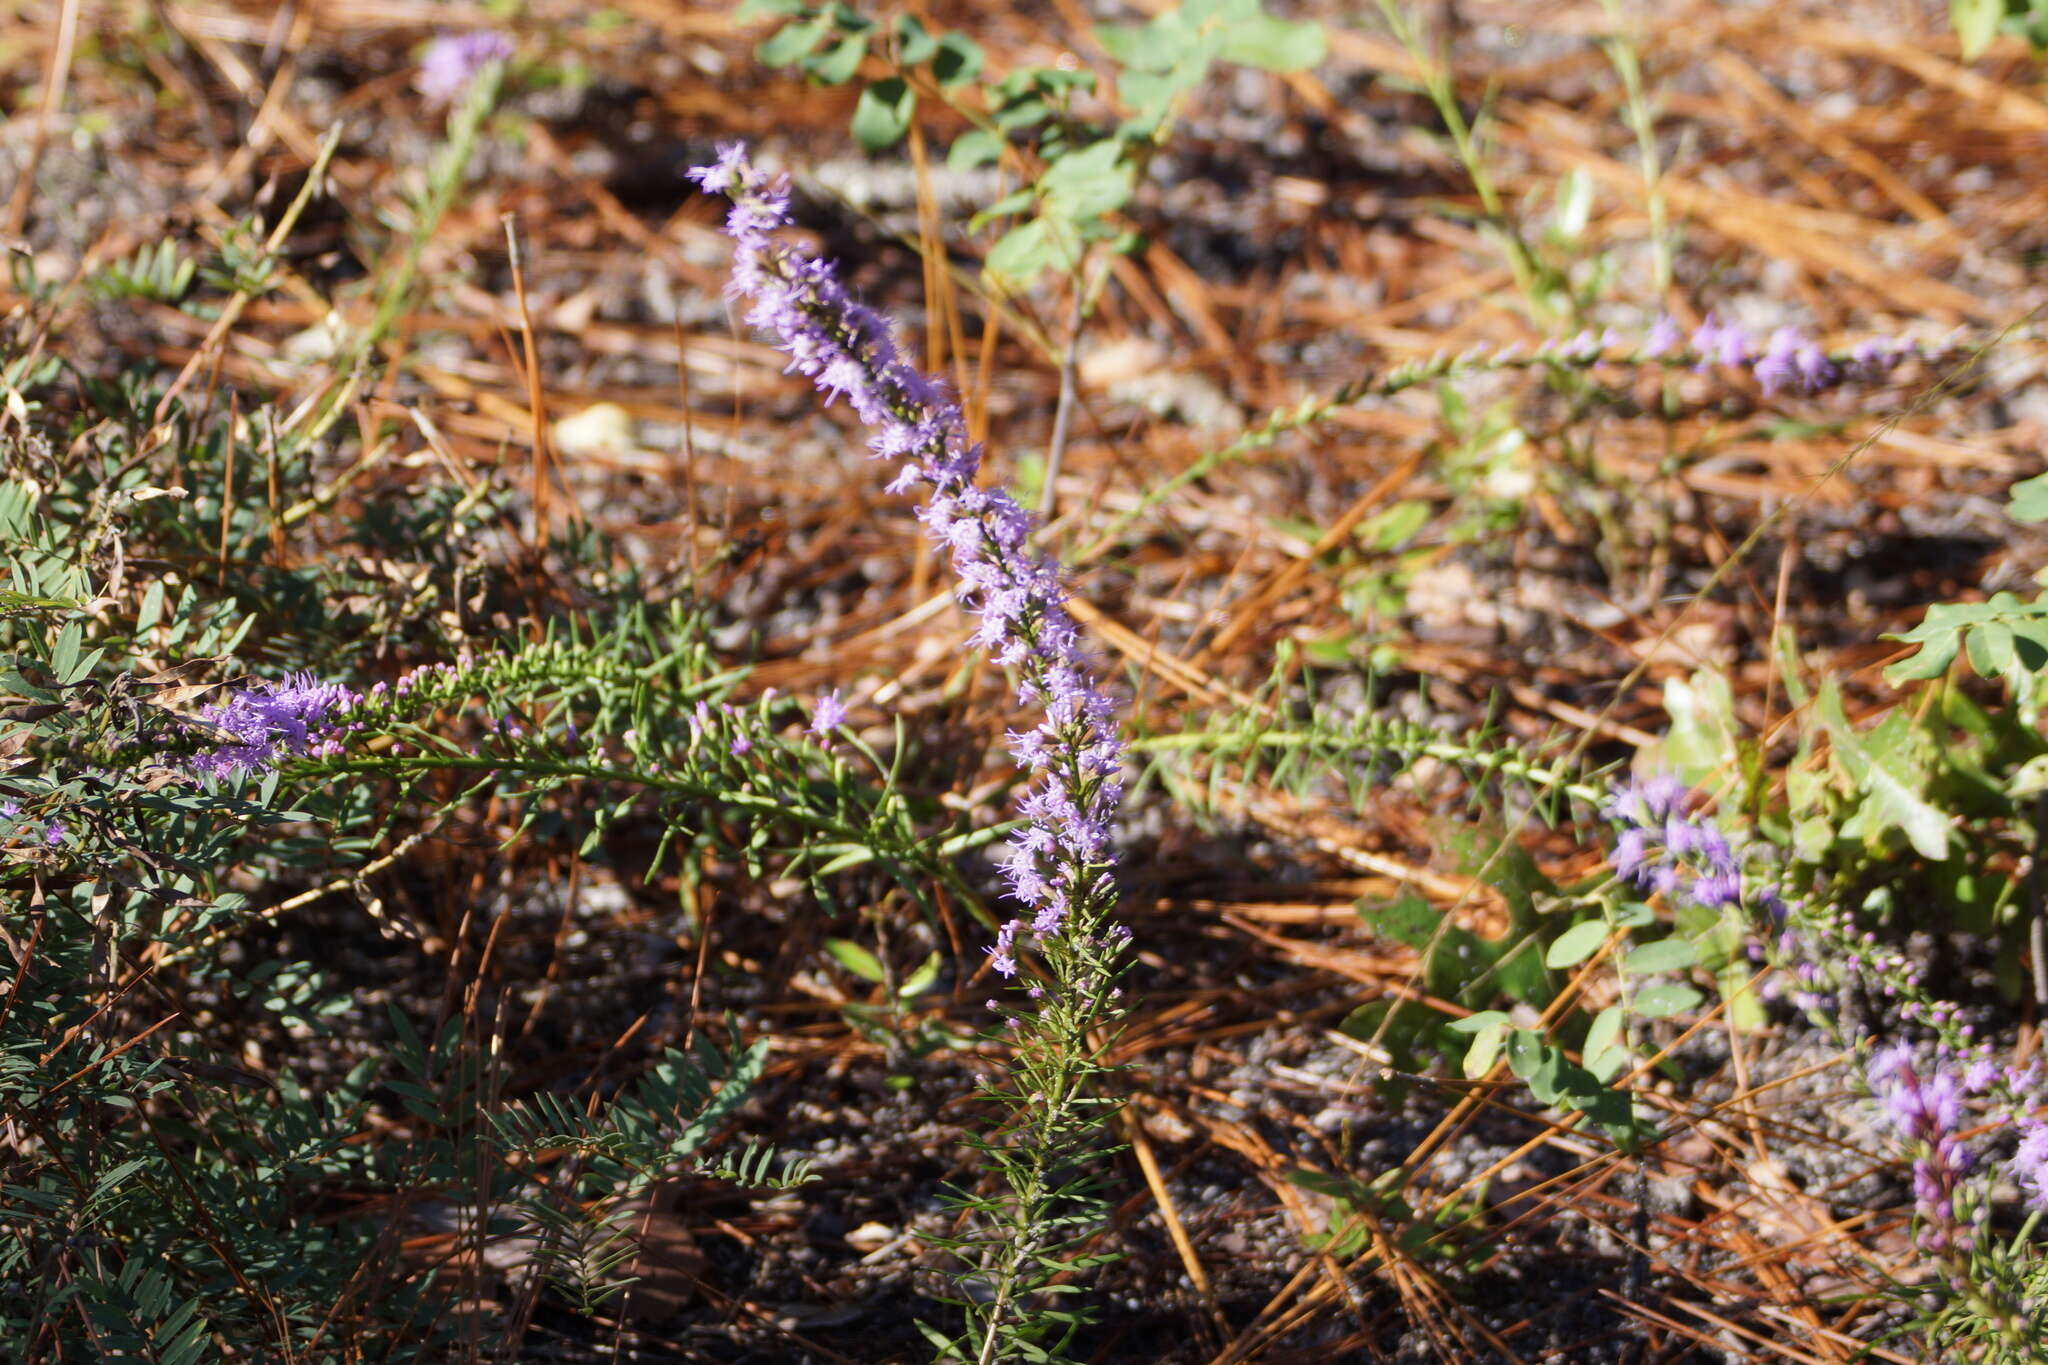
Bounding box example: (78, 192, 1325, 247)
(418, 31, 513, 105)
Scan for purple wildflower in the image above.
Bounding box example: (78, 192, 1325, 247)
(2013, 1122, 2048, 1212)
(0, 800, 16, 819)
(40, 820, 62, 847)
(1752, 327, 1803, 395)
(1642, 315, 1683, 358)
(1603, 774, 1754, 914)
(1690, 314, 1750, 370)
(691, 144, 1125, 983)
(417, 31, 512, 105)
(1752, 327, 1840, 396)
(1792, 338, 1838, 391)
(1691, 869, 1741, 908)
(1869, 1047, 1976, 1253)
(192, 672, 357, 780)
(808, 690, 848, 739)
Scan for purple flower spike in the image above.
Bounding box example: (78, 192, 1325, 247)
(692, 144, 1125, 983)
(1868, 1047, 1978, 1250)
(418, 31, 513, 105)
(192, 672, 357, 780)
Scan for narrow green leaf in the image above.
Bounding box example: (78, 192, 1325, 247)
(823, 937, 888, 984)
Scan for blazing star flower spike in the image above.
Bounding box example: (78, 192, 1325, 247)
(191, 672, 358, 780)
(688, 143, 1125, 985)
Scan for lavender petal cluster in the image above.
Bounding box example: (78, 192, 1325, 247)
(191, 672, 358, 780)
(2015, 1122, 2048, 1213)
(1507, 314, 1921, 398)
(417, 31, 513, 105)
(1604, 774, 1751, 911)
(688, 145, 1124, 982)
(1869, 1044, 1978, 1254)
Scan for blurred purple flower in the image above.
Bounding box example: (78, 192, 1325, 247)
(418, 31, 512, 105)
(808, 690, 847, 739)
(1642, 315, 1683, 358)
(2013, 1121, 2048, 1212)
(1691, 315, 1750, 370)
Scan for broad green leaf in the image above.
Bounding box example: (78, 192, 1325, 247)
(1445, 1009, 1510, 1034)
(1659, 668, 1738, 787)
(948, 128, 1004, 172)
(851, 77, 917, 151)
(807, 33, 867, 85)
(894, 13, 938, 64)
(968, 186, 1036, 230)
(1953, 0, 2005, 59)
(757, 17, 828, 67)
(1095, 22, 1183, 72)
(2010, 469, 2048, 522)
(1223, 13, 1326, 71)
(1632, 982, 1703, 1019)
(1040, 139, 1133, 223)
(931, 32, 984, 86)
(1820, 680, 1951, 860)
(49, 621, 80, 687)
(1620, 938, 1697, 976)
(985, 217, 1077, 287)
(1716, 961, 1768, 1032)
(2010, 752, 2048, 797)
(1583, 1005, 1628, 1080)
(1544, 919, 1609, 970)
(1461, 1019, 1508, 1079)
(1358, 499, 1431, 552)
